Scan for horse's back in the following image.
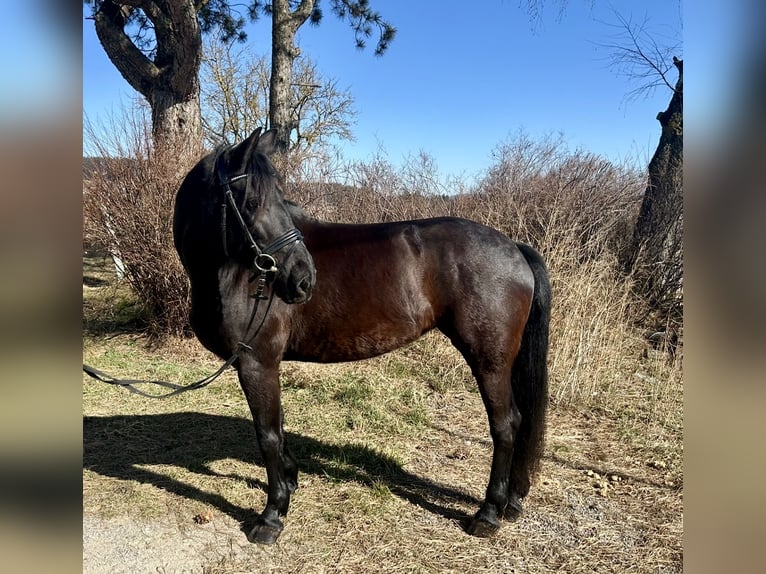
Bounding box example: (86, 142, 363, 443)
(285, 216, 534, 362)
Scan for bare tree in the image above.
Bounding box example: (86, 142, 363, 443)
(601, 11, 682, 102)
(606, 11, 683, 335)
(200, 40, 270, 147)
(200, 39, 356, 151)
(291, 60, 356, 150)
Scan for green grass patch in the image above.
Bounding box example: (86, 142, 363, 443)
(333, 375, 375, 406)
(83, 256, 150, 336)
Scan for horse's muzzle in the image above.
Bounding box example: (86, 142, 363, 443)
(280, 254, 315, 304)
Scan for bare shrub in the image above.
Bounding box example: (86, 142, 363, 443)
(463, 131, 644, 262)
(283, 146, 467, 225)
(546, 242, 641, 406)
(83, 109, 193, 337)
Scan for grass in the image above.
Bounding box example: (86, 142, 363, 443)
(83, 255, 682, 573)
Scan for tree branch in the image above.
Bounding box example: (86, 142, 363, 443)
(330, 0, 396, 55)
(290, 0, 316, 28)
(600, 10, 681, 101)
(93, 1, 160, 96)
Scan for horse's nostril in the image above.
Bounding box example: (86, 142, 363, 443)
(298, 278, 311, 294)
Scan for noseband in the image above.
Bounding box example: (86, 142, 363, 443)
(216, 147, 304, 277)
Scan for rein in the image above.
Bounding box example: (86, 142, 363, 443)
(82, 147, 304, 399)
(82, 293, 276, 399)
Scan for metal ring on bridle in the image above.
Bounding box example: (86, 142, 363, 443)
(254, 253, 278, 273)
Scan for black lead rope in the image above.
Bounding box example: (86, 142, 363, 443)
(82, 290, 276, 399)
(82, 351, 242, 399)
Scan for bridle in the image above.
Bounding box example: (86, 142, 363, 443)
(215, 145, 306, 345)
(216, 146, 305, 291)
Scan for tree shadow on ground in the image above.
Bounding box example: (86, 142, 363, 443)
(83, 413, 481, 537)
(83, 275, 110, 288)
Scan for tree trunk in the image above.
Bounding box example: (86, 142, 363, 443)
(150, 87, 203, 160)
(270, 0, 315, 153)
(93, 1, 203, 163)
(624, 57, 683, 327)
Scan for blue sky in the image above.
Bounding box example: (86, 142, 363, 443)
(83, 1, 694, 179)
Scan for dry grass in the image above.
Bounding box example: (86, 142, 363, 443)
(83, 253, 682, 573)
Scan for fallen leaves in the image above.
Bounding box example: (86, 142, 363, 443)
(583, 469, 623, 497)
(193, 510, 213, 525)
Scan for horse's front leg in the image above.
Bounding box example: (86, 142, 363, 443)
(237, 354, 298, 545)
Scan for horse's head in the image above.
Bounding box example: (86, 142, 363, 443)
(214, 128, 316, 304)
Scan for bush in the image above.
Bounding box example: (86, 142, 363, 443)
(83, 112, 193, 337)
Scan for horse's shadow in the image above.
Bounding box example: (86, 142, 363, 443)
(83, 413, 481, 535)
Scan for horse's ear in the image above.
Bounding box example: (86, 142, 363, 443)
(226, 128, 263, 171)
(256, 129, 278, 156)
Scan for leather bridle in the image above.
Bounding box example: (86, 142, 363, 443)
(215, 146, 305, 280)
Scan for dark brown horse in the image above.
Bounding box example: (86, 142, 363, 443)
(173, 129, 551, 545)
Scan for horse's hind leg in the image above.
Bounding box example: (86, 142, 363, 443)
(504, 449, 530, 521)
(466, 366, 521, 537)
(236, 355, 298, 545)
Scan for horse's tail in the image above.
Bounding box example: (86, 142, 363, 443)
(510, 242, 551, 498)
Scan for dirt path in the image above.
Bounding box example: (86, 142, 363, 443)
(83, 514, 257, 574)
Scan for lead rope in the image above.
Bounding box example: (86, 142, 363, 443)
(82, 285, 275, 399)
(83, 346, 244, 399)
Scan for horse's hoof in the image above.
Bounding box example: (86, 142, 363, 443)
(247, 521, 283, 545)
(466, 514, 501, 538)
(503, 495, 523, 521)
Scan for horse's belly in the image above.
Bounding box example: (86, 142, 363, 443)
(285, 323, 431, 363)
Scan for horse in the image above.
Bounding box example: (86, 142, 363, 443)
(173, 128, 551, 545)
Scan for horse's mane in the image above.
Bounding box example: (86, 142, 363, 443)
(210, 140, 316, 225)
(284, 199, 316, 222)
